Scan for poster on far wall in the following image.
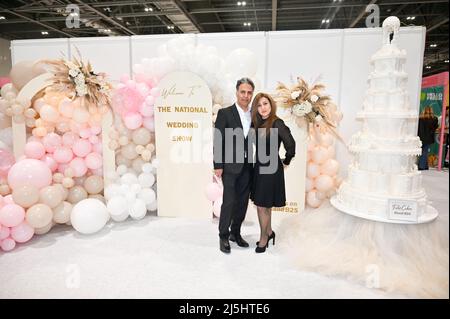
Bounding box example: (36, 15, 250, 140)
(420, 85, 444, 167)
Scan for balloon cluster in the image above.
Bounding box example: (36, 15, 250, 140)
(205, 175, 223, 218)
(111, 76, 157, 166)
(305, 127, 343, 208)
(104, 163, 157, 222)
(132, 36, 261, 122)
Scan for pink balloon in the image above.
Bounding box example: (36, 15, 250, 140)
(319, 133, 334, 147)
(312, 146, 329, 164)
(0, 148, 15, 178)
(53, 147, 74, 164)
(72, 139, 92, 158)
(7, 159, 52, 190)
(90, 168, 103, 176)
(92, 142, 103, 154)
(85, 152, 102, 170)
(306, 162, 320, 179)
(145, 95, 155, 106)
(205, 183, 222, 202)
(42, 133, 62, 153)
(10, 221, 34, 243)
(315, 174, 334, 193)
(320, 159, 339, 176)
(89, 135, 99, 145)
(79, 128, 92, 139)
(42, 155, 58, 172)
(3, 195, 13, 204)
(213, 198, 222, 218)
(24, 141, 46, 159)
(90, 126, 101, 135)
(69, 157, 88, 177)
(306, 190, 323, 208)
(1, 237, 16, 251)
(59, 98, 73, 118)
(124, 113, 143, 130)
(57, 163, 69, 174)
(143, 117, 155, 132)
(150, 87, 161, 97)
(0, 225, 10, 240)
(0, 204, 25, 227)
(62, 132, 79, 147)
(139, 103, 154, 117)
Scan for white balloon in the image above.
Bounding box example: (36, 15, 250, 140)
(116, 164, 128, 176)
(104, 184, 121, 200)
(129, 199, 147, 220)
(107, 196, 128, 221)
(71, 199, 110, 234)
(146, 199, 158, 212)
(138, 188, 156, 205)
(121, 172, 139, 185)
(142, 163, 153, 174)
(138, 173, 155, 188)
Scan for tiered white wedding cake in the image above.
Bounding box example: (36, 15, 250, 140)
(331, 16, 438, 224)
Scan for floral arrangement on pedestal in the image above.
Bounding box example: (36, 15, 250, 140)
(275, 77, 344, 208)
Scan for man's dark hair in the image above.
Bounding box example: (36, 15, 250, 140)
(236, 77, 255, 91)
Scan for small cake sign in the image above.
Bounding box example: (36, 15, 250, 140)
(388, 199, 418, 222)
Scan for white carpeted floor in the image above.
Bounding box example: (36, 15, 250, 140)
(0, 169, 448, 299)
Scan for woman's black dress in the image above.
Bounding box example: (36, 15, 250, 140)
(250, 118, 296, 208)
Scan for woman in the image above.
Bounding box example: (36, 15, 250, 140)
(418, 106, 439, 170)
(250, 93, 296, 253)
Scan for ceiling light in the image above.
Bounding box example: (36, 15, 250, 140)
(237, 1, 246, 6)
(0, 16, 6, 20)
(145, 7, 153, 12)
(430, 44, 437, 48)
(167, 25, 174, 30)
(326, 19, 330, 23)
(425, 66, 431, 69)
(445, 60, 449, 63)
(41, 31, 49, 35)
(321, 19, 326, 24)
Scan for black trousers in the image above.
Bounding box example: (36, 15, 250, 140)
(219, 163, 253, 239)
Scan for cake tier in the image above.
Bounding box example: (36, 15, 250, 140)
(371, 55, 406, 73)
(363, 88, 409, 112)
(368, 71, 407, 91)
(370, 43, 407, 62)
(347, 165, 423, 195)
(349, 131, 422, 154)
(350, 152, 419, 174)
(333, 181, 429, 223)
(356, 114, 419, 138)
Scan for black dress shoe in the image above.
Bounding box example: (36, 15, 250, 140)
(255, 240, 269, 253)
(229, 234, 249, 247)
(220, 238, 231, 254)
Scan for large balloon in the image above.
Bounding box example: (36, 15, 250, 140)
(9, 60, 46, 91)
(71, 198, 109, 234)
(7, 159, 52, 190)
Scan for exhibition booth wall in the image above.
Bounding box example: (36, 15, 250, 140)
(10, 26, 426, 175)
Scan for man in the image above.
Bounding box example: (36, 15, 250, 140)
(213, 78, 255, 254)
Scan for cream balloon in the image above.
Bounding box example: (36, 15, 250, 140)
(34, 222, 53, 235)
(39, 185, 64, 208)
(26, 203, 53, 228)
(67, 185, 88, 204)
(12, 185, 39, 208)
(132, 127, 151, 146)
(84, 175, 104, 195)
(53, 201, 72, 224)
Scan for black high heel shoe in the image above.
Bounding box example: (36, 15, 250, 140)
(256, 231, 276, 246)
(255, 240, 269, 253)
(268, 231, 276, 246)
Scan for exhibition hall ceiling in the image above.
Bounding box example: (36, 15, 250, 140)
(0, 0, 448, 75)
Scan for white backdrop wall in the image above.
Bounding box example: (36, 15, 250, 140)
(10, 26, 425, 173)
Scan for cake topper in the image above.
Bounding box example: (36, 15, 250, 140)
(382, 16, 400, 45)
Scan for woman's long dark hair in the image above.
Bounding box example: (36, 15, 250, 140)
(251, 92, 279, 135)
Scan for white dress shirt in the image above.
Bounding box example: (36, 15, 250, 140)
(235, 102, 252, 138)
